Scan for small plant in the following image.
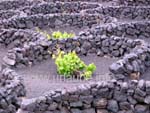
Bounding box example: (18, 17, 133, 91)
(52, 49, 96, 80)
(36, 28, 75, 40)
(52, 31, 75, 39)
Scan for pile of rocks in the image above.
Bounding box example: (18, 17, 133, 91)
(84, 6, 150, 20)
(21, 80, 150, 113)
(0, 68, 26, 113)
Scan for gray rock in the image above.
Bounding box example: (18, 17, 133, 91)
(71, 109, 82, 113)
(146, 81, 150, 94)
(107, 100, 119, 113)
(113, 74, 125, 80)
(0, 99, 8, 109)
(109, 62, 124, 74)
(137, 80, 145, 90)
(96, 109, 109, 113)
(111, 50, 120, 57)
(48, 102, 58, 110)
(144, 96, 150, 104)
(97, 50, 104, 57)
(21, 98, 36, 111)
(3, 56, 16, 66)
(134, 105, 148, 113)
(83, 108, 95, 113)
(70, 101, 83, 107)
(60, 107, 70, 113)
(127, 96, 137, 105)
(135, 88, 146, 97)
(114, 91, 127, 102)
(93, 98, 107, 109)
(119, 102, 131, 110)
(55, 19, 63, 26)
(82, 41, 91, 50)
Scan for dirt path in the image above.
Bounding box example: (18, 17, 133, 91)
(16, 55, 118, 98)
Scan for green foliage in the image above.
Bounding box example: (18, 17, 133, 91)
(52, 31, 75, 39)
(52, 50, 96, 80)
(36, 28, 75, 40)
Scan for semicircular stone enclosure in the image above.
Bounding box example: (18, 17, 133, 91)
(0, 0, 150, 113)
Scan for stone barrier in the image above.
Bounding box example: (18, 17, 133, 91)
(0, 68, 26, 113)
(21, 79, 150, 113)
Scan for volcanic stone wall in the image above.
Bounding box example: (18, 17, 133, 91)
(0, 0, 39, 10)
(0, 29, 46, 48)
(87, 21, 150, 39)
(0, 68, 26, 113)
(21, 80, 150, 113)
(0, 10, 24, 20)
(44, 0, 150, 6)
(44, 0, 116, 2)
(119, 0, 150, 6)
(109, 44, 150, 79)
(1, 13, 115, 29)
(2, 30, 139, 68)
(22, 2, 100, 15)
(84, 6, 150, 20)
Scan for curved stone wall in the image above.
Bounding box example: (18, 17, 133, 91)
(22, 2, 100, 15)
(44, 0, 116, 2)
(0, 68, 26, 113)
(119, 0, 150, 6)
(0, 10, 23, 20)
(87, 21, 150, 39)
(21, 79, 150, 113)
(2, 30, 140, 68)
(1, 13, 116, 29)
(0, 29, 46, 48)
(44, 0, 150, 6)
(0, 0, 150, 113)
(0, 0, 39, 10)
(84, 6, 150, 20)
(110, 44, 150, 79)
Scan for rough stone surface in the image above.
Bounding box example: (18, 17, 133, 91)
(20, 80, 150, 113)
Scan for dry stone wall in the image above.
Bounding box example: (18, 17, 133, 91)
(86, 21, 150, 39)
(0, 29, 46, 48)
(0, 0, 39, 10)
(2, 30, 140, 68)
(0, 68, 26, 113)
(44, 0, 150, 6)
(110, 44, 150, 79)
(84, 6, 150, 20)
(1, 13, 115, 29)
(119, 0, 150, 6)
(22, 2, 100, 15)
(0, 10, 23, 20)
(21, 80, 150, 113)
(0, 0, 150, 113)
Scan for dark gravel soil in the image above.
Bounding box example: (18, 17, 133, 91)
(16, 55, 118, 98)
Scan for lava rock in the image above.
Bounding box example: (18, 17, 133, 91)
(107, 100, 119, 113)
